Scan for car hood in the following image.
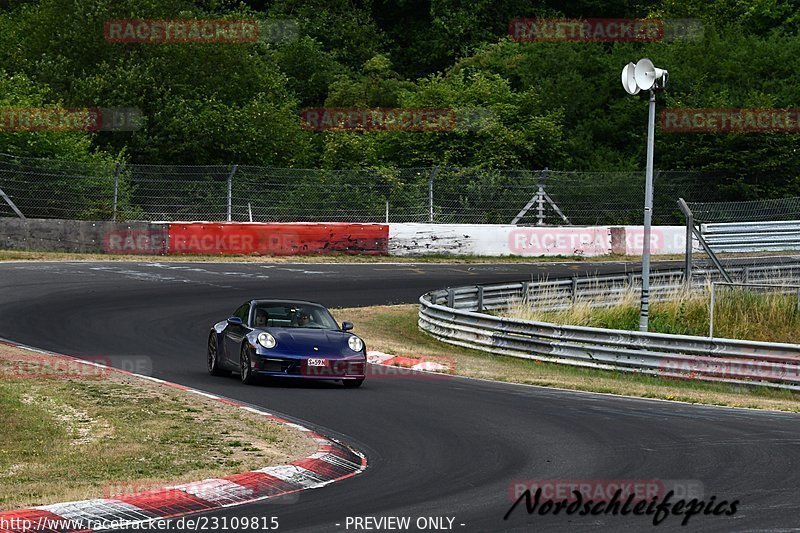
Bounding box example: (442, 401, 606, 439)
(258, 328, 357, 353)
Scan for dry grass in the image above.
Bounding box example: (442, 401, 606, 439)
(0, 345, 316, 510)
(333, 305, 800, 412)
(507, 278, 800, 343)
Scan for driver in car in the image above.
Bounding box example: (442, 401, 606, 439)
(254, 309, 268, 327)
(296, 311, 311, 327)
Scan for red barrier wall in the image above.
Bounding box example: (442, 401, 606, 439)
(167, 223, 389, 255)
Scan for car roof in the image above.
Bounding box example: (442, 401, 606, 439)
(250, 299, 324, 307)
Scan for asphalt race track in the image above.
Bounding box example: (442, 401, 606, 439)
(0, 260, 798, 532)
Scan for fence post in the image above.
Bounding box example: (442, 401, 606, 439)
(112, 162, 121, 221)
(709, 283, 716, 338)
(684, 206, 693, 285)
(447, 288, 455, 308)
(537, 168, 548, 225)
(226, 164, 238, 222)
(429, 165, 439, 222)
(477, 286, 484, 312)
(678, 198, 695, 285)
(0, 187, 25, 220)
(571, 276, 579, 304)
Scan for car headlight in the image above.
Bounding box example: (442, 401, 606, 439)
(257, 332, 276, 349)
(348, 335, 364, 352)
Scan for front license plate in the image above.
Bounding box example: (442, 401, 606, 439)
(307, 358, 326, 367)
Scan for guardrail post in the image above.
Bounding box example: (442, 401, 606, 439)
(571, 276, 579, 304)
(428, 166, 438, 223)
(709, 282, 716, 338)
(477, 286, 484, 312)
(684, 209, 692, 284)
(226, 164, 238, 222)
(627, 272, 634, 288)
(111, 162, 121, 221)
(742, 267, 749, 283)
(447, 288, 455, 308)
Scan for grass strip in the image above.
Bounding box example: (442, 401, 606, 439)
(0, 344, 315, 510)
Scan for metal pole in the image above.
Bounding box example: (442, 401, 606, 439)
(684, 203, 692, 285)
(429, 165, 438, 222)
(112, 162, 121, 221)
(709, 282, 715, 338)
(226, 164, 238, 222)
(639, 90, 656, 332)
(537, 168, 547, 225)
(385, 199, 389, 223)
(0, 187, 25, 219)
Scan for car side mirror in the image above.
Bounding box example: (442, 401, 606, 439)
(227, 316, 243, 326)
(341, 321, 354, 331)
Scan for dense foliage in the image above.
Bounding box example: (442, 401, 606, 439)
(1, 0, 800, 201)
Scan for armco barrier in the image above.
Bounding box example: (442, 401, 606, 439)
(418, 264, 800, 390)
(701, 221, 800, 253)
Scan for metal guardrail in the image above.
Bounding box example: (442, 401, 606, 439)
(700, 221, 800, 252)
(419, 264, 800, 390)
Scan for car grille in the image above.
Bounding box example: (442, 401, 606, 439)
(346, 361, 365, 375)
(261, 359, 291, 373)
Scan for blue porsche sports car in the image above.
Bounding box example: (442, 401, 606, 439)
(207, 299, 367, 388)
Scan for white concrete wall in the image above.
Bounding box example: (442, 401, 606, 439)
(388, 224, 699, 257)
(611, 226, 698, 255)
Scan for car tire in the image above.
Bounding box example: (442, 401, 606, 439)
(342, 378, 364, 389)
(207, 333, 228, 376)
(240, 344, 258, 385)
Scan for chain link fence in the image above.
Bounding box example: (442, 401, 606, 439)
(0, 153, 729, 225)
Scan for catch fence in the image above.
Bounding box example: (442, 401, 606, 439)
(0, 154, 730, 224)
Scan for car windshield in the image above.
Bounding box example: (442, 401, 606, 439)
(252, 302, 339, 329)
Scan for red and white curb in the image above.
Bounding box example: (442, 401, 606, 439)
(367, 350, 451, 373)
(0, 340, 367, 533)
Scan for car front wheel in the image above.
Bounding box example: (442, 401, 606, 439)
(240, 344, 258, 385)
